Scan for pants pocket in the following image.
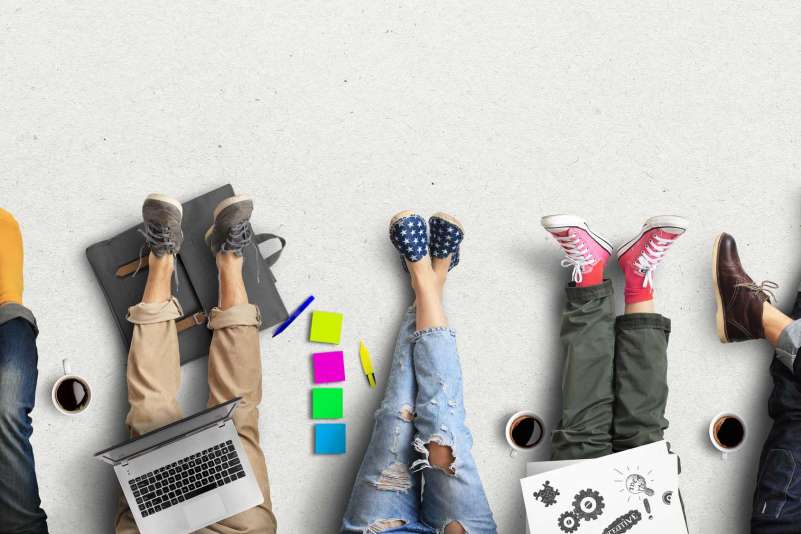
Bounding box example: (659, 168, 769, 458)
(754, 449, 796, 519)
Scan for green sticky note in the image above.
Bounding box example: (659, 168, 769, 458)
(309, 311, 343, 344)
(312, 388, 343, 419)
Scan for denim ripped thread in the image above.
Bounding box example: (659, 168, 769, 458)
(370, 406, 415, 494)
(411, 436, 457, 475)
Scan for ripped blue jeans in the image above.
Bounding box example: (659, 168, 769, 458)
(341, 306, 497, 534)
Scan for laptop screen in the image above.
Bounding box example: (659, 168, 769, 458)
(94, 397, 240, 464)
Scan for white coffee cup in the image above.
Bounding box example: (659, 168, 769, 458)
(51, 358, 92, 415)
(505, 410, 545, 457)
(708, 412, 746, 461)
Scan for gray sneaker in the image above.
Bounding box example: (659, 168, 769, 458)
(139, 194, 184, 256)
(205, 195, 254, 256)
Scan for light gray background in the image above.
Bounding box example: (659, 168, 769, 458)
(1, 2, 799, 533)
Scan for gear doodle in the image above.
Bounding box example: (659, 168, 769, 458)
(557, 510, 581, 533)
(532, 480, 560, 507)
(572, 488, 605, 521)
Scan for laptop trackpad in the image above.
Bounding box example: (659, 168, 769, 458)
(182, 493, 226, 530)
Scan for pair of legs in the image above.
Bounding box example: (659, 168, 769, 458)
(0, 208, 49, 533)
(550, 280, 670, 459)
(115, 195, 276, 532)
(543, 215, 684, 460)
(712, 233, 801, 532)
(342, 212, 496, 534)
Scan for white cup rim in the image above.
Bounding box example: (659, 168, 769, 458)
(505, 410, 545, 451)
(708, 412, 746, 453)
(51, 373, 92, 415)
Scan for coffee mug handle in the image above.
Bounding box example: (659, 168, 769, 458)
(62, 358, 71, 376)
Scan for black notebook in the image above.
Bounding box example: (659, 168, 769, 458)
(86, 184, 288, 365)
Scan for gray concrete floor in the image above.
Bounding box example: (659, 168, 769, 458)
(3, 2, 801, 532)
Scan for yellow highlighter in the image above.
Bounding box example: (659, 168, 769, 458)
(359, 340, 376, 388)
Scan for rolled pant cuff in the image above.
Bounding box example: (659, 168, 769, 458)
(565, 279, 614, 303)
(0, 302, 38, 336)
(408, 326, 456, 342)
(207, 303, 262, 330)
(615, 312, 671, 332)
(127, 297, 183, 324)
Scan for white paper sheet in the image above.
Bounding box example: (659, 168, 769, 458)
(521, 441, 687, 534)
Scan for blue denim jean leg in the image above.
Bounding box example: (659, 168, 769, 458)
(341, 308, 496, 533)
(0, 314, 48, 534)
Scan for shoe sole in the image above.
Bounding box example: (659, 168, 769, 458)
(712, 232, 729, 343)
(145, 193, 183, 216)
(430, 211, 464, 233)
(213, 194, 253, 220)
(616, 215, 689, 258)
(540, 214, 614, 254)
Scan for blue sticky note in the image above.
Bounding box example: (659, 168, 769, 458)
(314, 423, 346, 454)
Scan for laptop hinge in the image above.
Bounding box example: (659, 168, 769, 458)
(218, 420, 226, 429)
(121, 460, 129, 468)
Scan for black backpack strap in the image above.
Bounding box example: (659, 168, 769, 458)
(255, 233, 286, 268)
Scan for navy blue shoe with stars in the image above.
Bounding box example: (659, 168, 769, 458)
(429, 212, 464, 271)
(389, 210, 428, 271)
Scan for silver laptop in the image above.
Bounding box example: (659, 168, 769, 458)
(94, 398, 263, 534)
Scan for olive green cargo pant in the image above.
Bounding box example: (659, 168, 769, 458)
(551, 279, 671, 460)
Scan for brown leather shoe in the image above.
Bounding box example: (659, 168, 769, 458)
(713, 233, 776, 342)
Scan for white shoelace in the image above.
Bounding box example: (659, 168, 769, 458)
(634, 235, 676, 288)
(556, 233, 597, 284)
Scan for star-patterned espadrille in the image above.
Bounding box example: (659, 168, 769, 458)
(389, 210, 429, 271)
(429, 212, 464, 271)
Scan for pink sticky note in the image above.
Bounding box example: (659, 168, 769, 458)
(313, 351, 346, 383)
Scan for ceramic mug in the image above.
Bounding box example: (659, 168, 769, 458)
(505, 410, 545, 457)
(51, 358, 92, 415)
(708, 412, 746, 461)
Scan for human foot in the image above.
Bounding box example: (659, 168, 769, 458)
(713, 232, 776, 343)
(389, 211, 428, 272)
(617, 216, 687, 303)
(541, 214, 612, 286)
(429, 212, 464, 272)
(205, 195, 254, 257)
(139, 194, 184, 257)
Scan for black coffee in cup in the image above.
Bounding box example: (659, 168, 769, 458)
(714, 416, 745, 449)
(510, 415, 544, 449)
(56, 378, 90, 413)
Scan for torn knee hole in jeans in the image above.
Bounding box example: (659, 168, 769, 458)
(366, 518, 406, 533)
(372, 462, 412, 492)
(411, 436, 457, 475)
(399, 404, 415, 422)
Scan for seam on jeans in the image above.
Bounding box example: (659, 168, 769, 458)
(756, 448, 795, 518)
(408, 327, 456, 342)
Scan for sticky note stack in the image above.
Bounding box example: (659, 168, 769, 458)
(309, 311, 346, 455)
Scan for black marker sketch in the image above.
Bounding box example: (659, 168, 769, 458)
(532, 480, 560, 507)
(615, 466, 658, 520)
(662, 491, 673, 505)
(572, 488, 605, 521)
(643, 498, 653, 520)
(557, 510, 580, 533)
(625, 474, 654, 497)
(602, 510, 642, 534)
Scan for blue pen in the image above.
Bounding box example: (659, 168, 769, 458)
(272, 295, 315, 337)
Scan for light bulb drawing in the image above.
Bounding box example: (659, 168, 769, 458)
(614, 466, 656, 520)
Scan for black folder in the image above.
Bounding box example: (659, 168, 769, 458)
(86, 184, 288, 365)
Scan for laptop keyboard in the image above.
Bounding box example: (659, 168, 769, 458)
(127, 439, 246, 518)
